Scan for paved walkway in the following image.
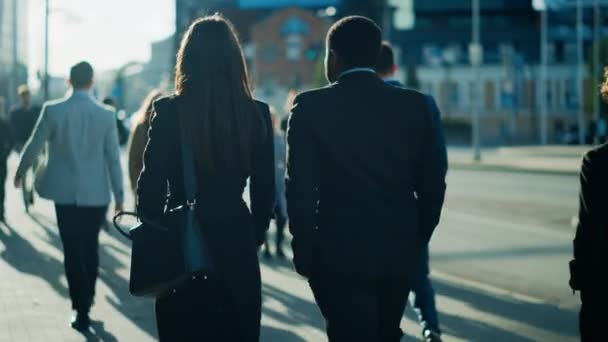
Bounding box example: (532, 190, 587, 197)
(0, 155, 579, 341)
(449, 145, 590, 175)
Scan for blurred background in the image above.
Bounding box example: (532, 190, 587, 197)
(0, 1, 603, 341)
(1, 0, 608, 147)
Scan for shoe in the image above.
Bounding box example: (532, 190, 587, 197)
(423, 330, 442, 342)
(275, 248, 286, 259)
(70, 311, 91, 332)
(263, 248, 272, 259)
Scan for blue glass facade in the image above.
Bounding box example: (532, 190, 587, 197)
(394, 0, 540, 65)
(238, 0, 338, 9)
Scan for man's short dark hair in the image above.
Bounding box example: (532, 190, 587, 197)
(327, 16, 382, 69)
(376, 41, 395, 75)
(70, 61, 94, 88)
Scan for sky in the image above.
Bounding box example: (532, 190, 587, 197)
(28, 0, 175, 79)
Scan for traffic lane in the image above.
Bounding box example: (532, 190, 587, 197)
(430, 208, 578, 309)
(444, 169, 579, 232)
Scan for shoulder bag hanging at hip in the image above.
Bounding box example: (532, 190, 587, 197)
(113, 142, 213, 298)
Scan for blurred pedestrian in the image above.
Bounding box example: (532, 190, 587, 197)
(102, 97, 129, 146)
(9, 85, 41, 152)
(286, 16, 447, 341)
(376, 41, 445, 342)
(0, 113, 12, 222)
(570, 68, 608, 341)
(263, 107, 288, 259)
(127, 89, 162, 196)
(14, 61, 125, 332)
(137, 15, 274, 341)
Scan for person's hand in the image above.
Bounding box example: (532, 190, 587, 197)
(13, 176, 22, 189)
(114, 203, 124, 216)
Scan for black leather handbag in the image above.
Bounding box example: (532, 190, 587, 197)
(113, 143, 213, 298)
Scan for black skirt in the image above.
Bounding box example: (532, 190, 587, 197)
(155, 275, 241, 342)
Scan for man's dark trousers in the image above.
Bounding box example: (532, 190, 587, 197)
(309, 269, 411, 342)
(55, 204, 107, 312)
(0, 156, 7, 219)
(580, 288, 608, 341)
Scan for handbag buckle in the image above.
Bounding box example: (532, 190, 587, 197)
(186, 199, 197, 210)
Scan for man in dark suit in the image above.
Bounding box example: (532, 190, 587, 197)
(0, 113, 13, 222)
(570, 142, 608, 341)
(376, 41, 445, 342)
(286, 16, 447, 341)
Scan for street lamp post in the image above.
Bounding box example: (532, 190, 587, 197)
(577, 0, 586, 145)
(593, 0, 601, 144)
(540, 8, 549, 145)
(471, 0, 482, 161)
(43, 0, 50, 102)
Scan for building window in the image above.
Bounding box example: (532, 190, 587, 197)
(485, 81, 496, 111)
(546, 80, 554, 109)
(285, 35, 303, 62)
(564, 43, 577, 63)
(565, 79, 578, 110)
(263, 44, 277, 64)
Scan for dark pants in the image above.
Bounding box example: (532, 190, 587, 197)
(274, 203, 287, 250)
(309, 272, 410, 342)
(55, 204, 107, 312)
(0, 156, 6, 218)
(580, 290, 608, 341)
(155, 275, 241, 341)
(409, 246, 441, 335)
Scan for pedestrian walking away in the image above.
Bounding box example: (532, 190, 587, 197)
(9, 85, 43, 212)
(0, 115, 13, 222)
(286, 16, 447, 342)
(263, 107, 288, 259)
(569, 67, 608, 342)
(13, 61, 125, 333)
(127, 89, 163, 199)
(376, 41, 446, 342)
(137, 15, 274, 342)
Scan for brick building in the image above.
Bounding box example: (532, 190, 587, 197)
(250, 8, 331, 91)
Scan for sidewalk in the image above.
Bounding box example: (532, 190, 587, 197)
(448, 145, 589, 175)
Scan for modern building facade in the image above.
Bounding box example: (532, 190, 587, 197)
(393, 0, 599, 144)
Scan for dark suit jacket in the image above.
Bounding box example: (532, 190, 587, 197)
(0, 117, 13, 158)
(573, 143, 608, 291)
(385, 79, 447, 166)
(136, 96, 275, 340)
(286, 71, 448, 279)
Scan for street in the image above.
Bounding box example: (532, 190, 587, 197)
(0, 156, 580, 341)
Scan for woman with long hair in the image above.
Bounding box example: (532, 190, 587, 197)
(136, 15, 274, 341)
(127, 89, 162, 194)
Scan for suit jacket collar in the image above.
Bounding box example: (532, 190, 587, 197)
(336, 69, 383, 86)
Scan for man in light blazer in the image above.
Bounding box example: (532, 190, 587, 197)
(14, 61, 124, 332)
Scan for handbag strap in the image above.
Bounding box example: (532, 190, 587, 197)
(181, 138, 198, 207)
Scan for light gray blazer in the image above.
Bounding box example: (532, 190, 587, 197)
(16, 90, 124, 206)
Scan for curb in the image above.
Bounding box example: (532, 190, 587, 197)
(449, 162, 579, 177)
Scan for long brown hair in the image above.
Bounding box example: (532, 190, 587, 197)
(175, 15, 263, 174)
